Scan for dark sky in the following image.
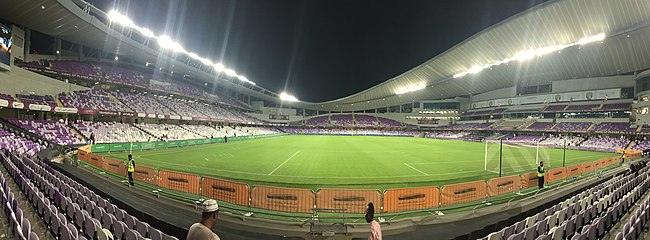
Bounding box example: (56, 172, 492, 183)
(88, 0, 549, 102)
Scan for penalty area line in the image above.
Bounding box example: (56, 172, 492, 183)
(404, 163, 428, 176)
(268, 151, 301, 175)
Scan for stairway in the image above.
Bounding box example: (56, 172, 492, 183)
(586, 122, 596, 131)
(637, 125, 643, 132)
(106, 92, 133, 111)
(69, 127, 88, 142)
(625, 140, 635, 150)
(55, 96, 64, 107)
(132, 124, 162, 141)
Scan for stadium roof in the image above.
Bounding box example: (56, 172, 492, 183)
(2, 0, 650, 111)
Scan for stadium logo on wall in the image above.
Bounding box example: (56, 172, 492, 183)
(554, 95, 561, 102)
(586, 92, 593, 100)
(507, 99, 513, 105)
(472, 103, 476, 109)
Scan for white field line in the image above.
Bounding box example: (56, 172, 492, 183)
(268, 151, 301, 175)
(403, 163, 429, 176)
(138, 156, 485, 179)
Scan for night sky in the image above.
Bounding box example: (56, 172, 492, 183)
(87, 0, 548, 102)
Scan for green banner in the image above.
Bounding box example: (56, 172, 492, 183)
(141, 142, 156, 150)
(109, 143, 129, 152)
(155, 142, 168, 148)
(87, 134, 285, 153)
(92, 144, 110, 153)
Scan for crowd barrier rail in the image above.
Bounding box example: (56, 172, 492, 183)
(77, 146, 633, 214)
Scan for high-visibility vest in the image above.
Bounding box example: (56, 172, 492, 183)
(537, 166, 544, 177)
(127, 160, 135, 172)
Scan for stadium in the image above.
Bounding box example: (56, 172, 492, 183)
(0, 0, 650, 239)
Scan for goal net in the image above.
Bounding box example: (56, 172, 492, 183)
(484, 140, 550, 175)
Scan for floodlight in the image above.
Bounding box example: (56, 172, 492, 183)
(187, 52, 199, 59)
(467, 66, 483, 74)
(138, 28, 156, 38)
(395, 83, 426, 95)
(453, 72, 468, 78)
(224, 69, 237, 77)
(280, 92, 299, 102)
(577, 33, 605, 45)
(199, 58, 213, 66)
(214, 63, 225, 72)
(513, 50, 535, 62)
(157, 36, 185, 53)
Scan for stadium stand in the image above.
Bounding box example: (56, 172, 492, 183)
(74, 121, 152, 144)
(9, 120, 85, 146)
(526, 122, 555, 130)
(481, 167, 649, 240)
(355, 115, 378, 127)
(110, 91, 177, 116)
(552, 122, 592, 132)
(59, 90, 132, 113)
(15, 94, 57, 106)
(579, 136, 629, 152)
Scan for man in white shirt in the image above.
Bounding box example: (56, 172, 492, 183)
(187, 199, 221, 240)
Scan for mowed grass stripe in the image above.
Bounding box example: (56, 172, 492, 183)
(98, 135, 617, 189)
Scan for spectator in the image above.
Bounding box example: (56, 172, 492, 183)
(365, 202, 382, 240)
(187, 199, 221, 240)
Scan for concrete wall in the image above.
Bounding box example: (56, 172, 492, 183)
(552, 76, 634, 93)
(0, 64, 88, 96)
(471, 87, 517, 102)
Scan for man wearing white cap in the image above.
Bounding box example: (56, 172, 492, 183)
(187, 199, 221, 240)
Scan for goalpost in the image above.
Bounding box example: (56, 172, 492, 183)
(484, 139, 550, 176)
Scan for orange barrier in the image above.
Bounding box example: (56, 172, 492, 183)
(87, 153, 104, 168)
(133, 165, 158, 185)
(251, 186, 314, 213)
(383, 186, 439, 212)
(605, 157, 617, 166)
(316, 189, 381, 213)
(77, 150, 89, 163)
(594, 159, 603, 169)
(102, 158, 126, 176)
(520, 172, 539, 189)
(440, 180, 487, 206)
(201, 177, 249, 206)
(545, 168, 566, 183)
(581, 162, 595, 173)
(566, 165, 582, 178)
(487, 175, 521, 196)
(157, 170, 200, 194)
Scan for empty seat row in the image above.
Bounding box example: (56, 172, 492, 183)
(483, 166, 649, 240)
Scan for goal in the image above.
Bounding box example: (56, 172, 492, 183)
(484, 139, 550, 175)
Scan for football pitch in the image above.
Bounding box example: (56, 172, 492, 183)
(97, 135, 618, 190)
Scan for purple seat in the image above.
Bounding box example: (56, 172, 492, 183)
(84, 217, 98, 239)
(136, 220, 149, 238)
(101, 212, 113, 230)
(115, 209, 125, 222)
(149, 229, 163, 240)
(126, 229, 141, 240)
(67, 223, 78, 239)
(29, 232, 38, 240)
(59, 225, 72, 240)
(22, 218, 31, 238)
(523, 227, 535, 240)
(125, 214, 136, 230)
(114, 221, 127, 240)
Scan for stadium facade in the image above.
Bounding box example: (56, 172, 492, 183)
(0, 0, 649, 239)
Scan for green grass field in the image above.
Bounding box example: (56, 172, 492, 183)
(98, 135, 617, 190)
